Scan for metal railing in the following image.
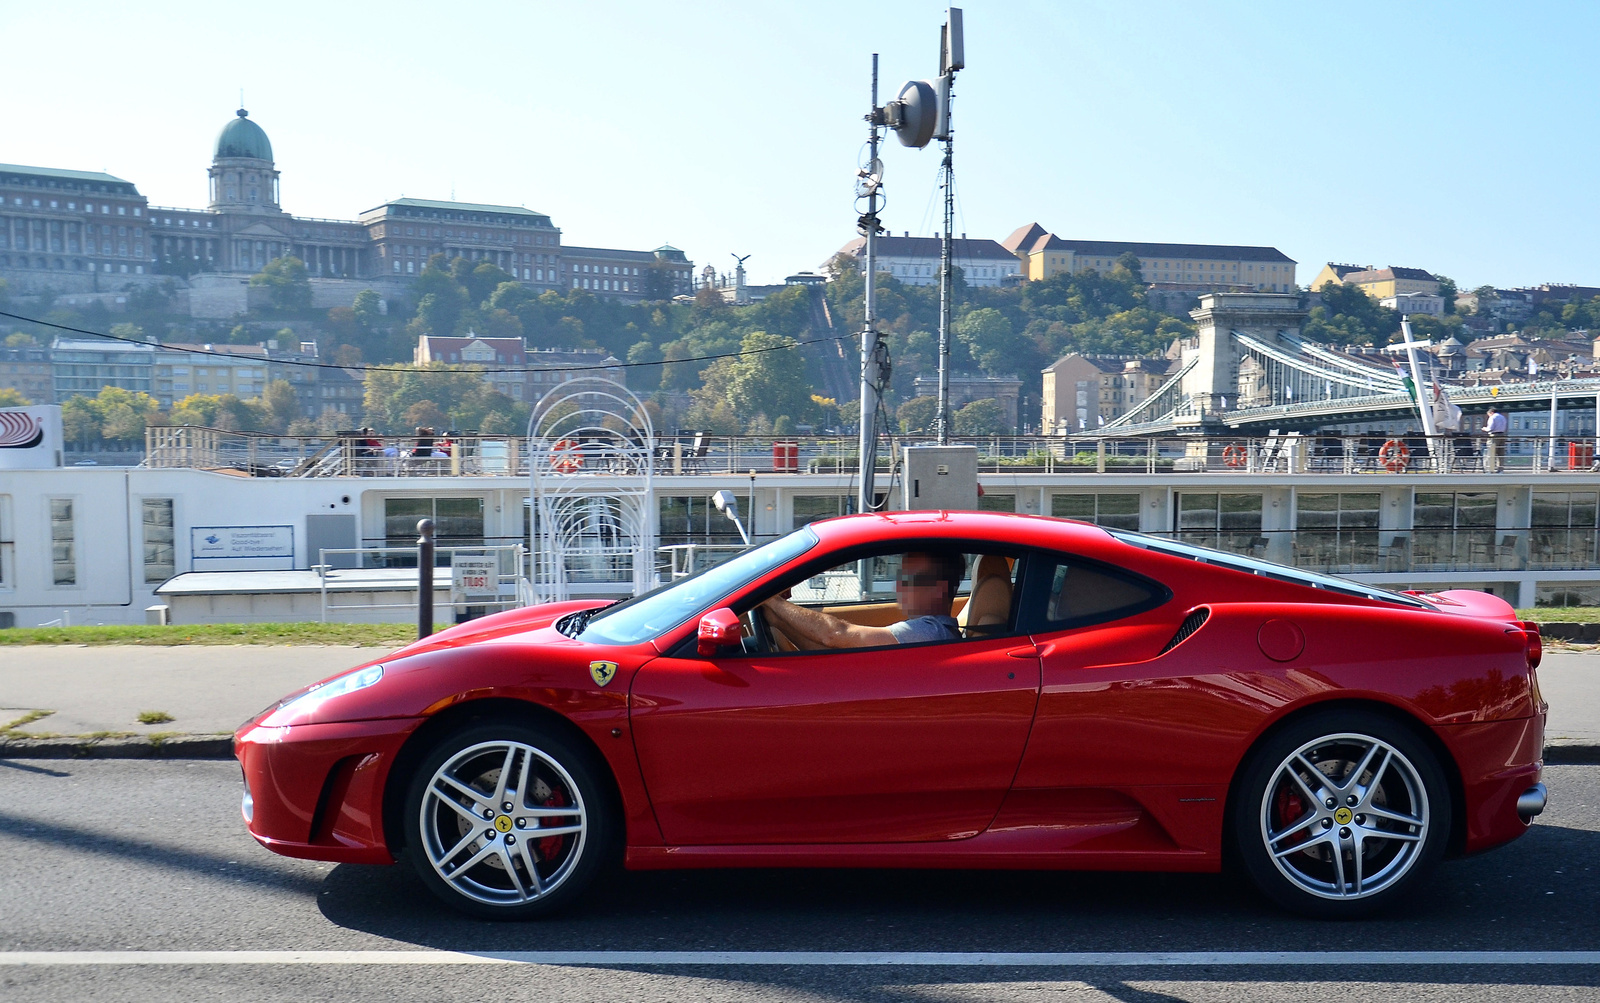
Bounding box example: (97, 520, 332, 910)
(314, 544, 530, 622)
(143, 426, 1600, 478)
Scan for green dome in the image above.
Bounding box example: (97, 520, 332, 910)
(215, 108, 273, 161)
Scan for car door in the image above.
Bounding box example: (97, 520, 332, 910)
(630, 588, 1041, 846)
(1006, 551, 1245, 852)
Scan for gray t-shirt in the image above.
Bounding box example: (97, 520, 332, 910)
(887, 614, 961, 644)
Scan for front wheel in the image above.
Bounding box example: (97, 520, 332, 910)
(403, 720, 616, 920)
(1232, 710, 1452, 918)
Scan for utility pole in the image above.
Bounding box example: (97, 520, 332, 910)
(856, 55, 883, 516)
(935, 137, 954, 444)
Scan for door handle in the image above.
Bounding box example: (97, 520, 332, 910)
(1006, 645, 1039, 659)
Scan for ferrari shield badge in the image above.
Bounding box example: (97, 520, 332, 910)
(589, 660, 618, 687)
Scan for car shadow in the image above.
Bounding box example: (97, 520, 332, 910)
(316, 822, 1600, 961)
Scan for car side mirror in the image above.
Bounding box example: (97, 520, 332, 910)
(697, 607, 741, 656)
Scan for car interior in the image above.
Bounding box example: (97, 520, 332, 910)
(744, 549, 1021, 654)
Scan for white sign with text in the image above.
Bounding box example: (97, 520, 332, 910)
(191, 525, 295, 562)
(451, 555, 499, 603)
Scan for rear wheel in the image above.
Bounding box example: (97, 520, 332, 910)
(403, 720, 615, 920)
(1232, 710, 1451, 918)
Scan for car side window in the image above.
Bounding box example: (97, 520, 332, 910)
(1028, 553, 1170, 630)
(731, 547, 1025, 657)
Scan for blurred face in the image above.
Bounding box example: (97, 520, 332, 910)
(895, 552, 949, 618)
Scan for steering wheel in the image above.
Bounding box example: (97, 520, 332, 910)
(740, 605, 775, 654)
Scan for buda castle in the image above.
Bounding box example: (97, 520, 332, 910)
(0, 108, 694, 306)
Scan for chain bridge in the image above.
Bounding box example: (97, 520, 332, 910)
(1094, 293, 1600, 437)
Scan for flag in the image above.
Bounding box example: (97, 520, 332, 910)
(1431, 382, 1463, 432)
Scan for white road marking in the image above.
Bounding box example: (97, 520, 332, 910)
(3, 951, 1600, 966)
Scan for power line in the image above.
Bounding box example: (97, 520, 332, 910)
(0, 308, 855, 376)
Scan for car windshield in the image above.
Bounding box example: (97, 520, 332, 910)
(577, 528, 819, 645)
(1107, 529, 1434, 610)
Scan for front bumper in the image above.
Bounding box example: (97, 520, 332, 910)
(235, 717, 423, 866)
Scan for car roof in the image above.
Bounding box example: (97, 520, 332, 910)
(808, 510, 1112, 551)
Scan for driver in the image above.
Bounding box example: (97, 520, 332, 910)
(759, 550, 965, 649)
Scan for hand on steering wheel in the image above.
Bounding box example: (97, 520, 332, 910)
(741, 606, 775, 654)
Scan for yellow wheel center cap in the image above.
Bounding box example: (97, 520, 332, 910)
(494, 815, 514, 833)
(1334, 807, 1353, 826)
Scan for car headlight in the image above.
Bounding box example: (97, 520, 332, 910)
(277, 664, 384, 717)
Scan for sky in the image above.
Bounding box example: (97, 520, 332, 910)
(5, 0, 1598, 290)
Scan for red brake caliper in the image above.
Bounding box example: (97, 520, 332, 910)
(1274, 784, 1307, 848)
(537, 788, 569, 862)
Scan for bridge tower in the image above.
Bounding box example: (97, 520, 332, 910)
(1179, 292, 1307, 431)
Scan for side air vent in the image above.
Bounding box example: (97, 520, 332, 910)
(1160, 607, 1210, 654)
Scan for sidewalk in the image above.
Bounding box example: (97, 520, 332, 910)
(0, 645, 389, 753)
(0, 644, 1596, 759)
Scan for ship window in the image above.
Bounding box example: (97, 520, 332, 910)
(0, 494, 11, 588)
(50, 497, 76, 586)
(381, 497, 484, 565)
(142, 498, 175, 583)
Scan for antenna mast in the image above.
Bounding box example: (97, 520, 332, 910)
(934, 10, 963, 444)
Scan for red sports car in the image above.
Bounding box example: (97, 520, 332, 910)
(235, 511, 1547, 919)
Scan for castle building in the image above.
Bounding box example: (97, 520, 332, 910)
(1004, 223, 1297, 293)
(1, 108, 693, 301)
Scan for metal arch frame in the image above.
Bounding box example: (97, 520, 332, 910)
(526, 377, 655, 603)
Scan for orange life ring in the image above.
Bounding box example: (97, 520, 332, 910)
(1222, 444, 1248, 468)
(551, 438, 584, 473)
(1379, 439, 1410, 472)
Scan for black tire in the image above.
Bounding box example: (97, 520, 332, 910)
(402, 719, 617, 920)
(1231, 708, 1452, 919)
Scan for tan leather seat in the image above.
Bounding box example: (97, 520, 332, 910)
(955, 555, 1013, 632)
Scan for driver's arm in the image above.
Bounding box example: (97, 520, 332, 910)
(760, 595, 899, 649)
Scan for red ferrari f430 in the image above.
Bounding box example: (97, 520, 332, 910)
(236, 511, 1547, 919)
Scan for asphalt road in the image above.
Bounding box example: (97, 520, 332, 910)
(1, 761, 1598, 1001)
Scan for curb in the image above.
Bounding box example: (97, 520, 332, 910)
(1544, 744, 1600, 765)
(0, 735, 232, 760)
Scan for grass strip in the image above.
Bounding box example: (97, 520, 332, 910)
(1518, 608, 1600, 624)
(0, 622, 429, 646)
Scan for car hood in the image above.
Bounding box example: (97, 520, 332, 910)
(243, 599, 620, 730)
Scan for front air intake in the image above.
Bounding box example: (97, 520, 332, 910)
(1160, 607, 1210, 654)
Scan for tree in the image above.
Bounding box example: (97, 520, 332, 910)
(465, 262, 514, 307)
(897, 395, 939, 433)
(952, 398, 1008, 435)
(61, 397, 102, 448)
(402, 399, 449, 431)
(0, 388, 30, 407)
(412, 288, 468, 336)
(641, 260, 679, 301)
(954, 307, 1026, 375)
(262, 379, 300, 432)
(249, 256, 312, 312)
(352, 289, 384, 327)
(1435, 275, 1458, 315)
(1113, 252, 1144, 283)
(5, 332, 38, 348)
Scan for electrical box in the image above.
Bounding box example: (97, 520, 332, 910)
(901, 445, 978, 511)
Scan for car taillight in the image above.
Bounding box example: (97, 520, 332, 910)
(1518, 620, 1542, 669)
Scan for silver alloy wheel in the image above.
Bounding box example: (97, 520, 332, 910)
(417, 739, 588, 907)
(1259, 732, 1429, 901)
